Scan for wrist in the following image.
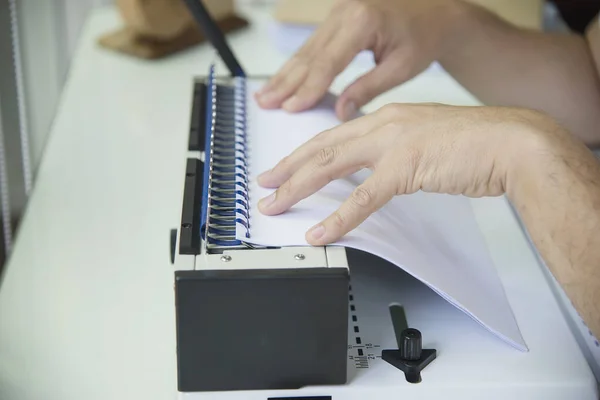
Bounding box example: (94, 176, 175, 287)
(437, 0, 482, 62)
(437, 1, 518, 66)
(503, 111, 593, 206)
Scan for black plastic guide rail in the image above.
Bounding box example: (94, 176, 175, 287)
(188, 82, 207, 152)
(178, 158, 203, 255)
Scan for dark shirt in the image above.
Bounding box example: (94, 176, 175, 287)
(549, 0, 600, 33)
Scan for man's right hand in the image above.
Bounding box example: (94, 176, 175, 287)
(255, 0, 468, 120)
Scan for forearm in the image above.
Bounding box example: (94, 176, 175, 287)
(439, 2, 600, 146)
(507, 120, 600, 338)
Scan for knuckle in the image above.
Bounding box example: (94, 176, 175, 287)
(281, 68, 307, 89)
(311, 131, 331, 148)
(351, 186, 375, 208)
(403, 146, 422, 167)
(331, 210, 347, 230)
(347, 1, 379, 27)
(379, 103, 405, 119)
(313, 128, 332, 142)
(278, 179, 293, 198)
(277, 155, 292, 171)
(276, 56, 308, 85)
(381, 121, 405, 140)
(289, 53, 307, 66)
(383, 120, 402, 131)
(315, 146, 339, 167)
(309, 59, 334, 79)
(290, 55, 310, 73)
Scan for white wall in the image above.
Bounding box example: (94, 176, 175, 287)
(61, 0, 112, 76)
(18, 0, 111, 174)
(18, 0, 63, 175)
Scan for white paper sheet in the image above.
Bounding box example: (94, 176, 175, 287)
(236, 80, 527, 351)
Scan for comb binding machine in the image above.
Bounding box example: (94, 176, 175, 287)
(171, 62, 351, 393)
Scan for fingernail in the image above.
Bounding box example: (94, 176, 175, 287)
(308, 224, 325, 241)
(282, 95, 302, 111)
(258, 192, 276, 209)
(343, 101, 356, 120)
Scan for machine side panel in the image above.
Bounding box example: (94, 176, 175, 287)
(175, 267, 349, 392)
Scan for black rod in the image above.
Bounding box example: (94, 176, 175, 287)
(181, 0, 245, 77)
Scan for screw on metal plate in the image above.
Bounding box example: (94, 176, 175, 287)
(294, 254, 305, 261)
(220, 255, 232, 262)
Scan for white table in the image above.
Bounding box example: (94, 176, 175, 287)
(0, 4, 596, 400)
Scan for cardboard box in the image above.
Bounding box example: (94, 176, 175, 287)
(273, 0, 543, 30)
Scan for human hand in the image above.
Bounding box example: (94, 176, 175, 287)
(255, 0, 468, 121)
(256, 104, 552, 245)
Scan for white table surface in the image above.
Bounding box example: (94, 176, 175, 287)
(0, 3, 596, 400)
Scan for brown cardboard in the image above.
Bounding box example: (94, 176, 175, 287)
(98, 0, 248, 59)
(273, 0, 544, 30)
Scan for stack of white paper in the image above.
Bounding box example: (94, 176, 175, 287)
(236, 81, 527, 351)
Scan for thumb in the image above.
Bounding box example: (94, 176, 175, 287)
(336, 60, 404, 121)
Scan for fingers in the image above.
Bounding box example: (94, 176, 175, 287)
(305, 171, 397, 245)
(255, 21, 331, 109)
(254, 60, 309, 109)
(255, 110, 407, 245)
(258, 136, 379, 216)
(279, 60, 336, 112)
(256, 15, 366, 112)
(280, 28, 366, 113)
(257, 110, 394, 188)
(335, 59, 404, 121)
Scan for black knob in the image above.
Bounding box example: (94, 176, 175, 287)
(400, 328, 422, 361)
